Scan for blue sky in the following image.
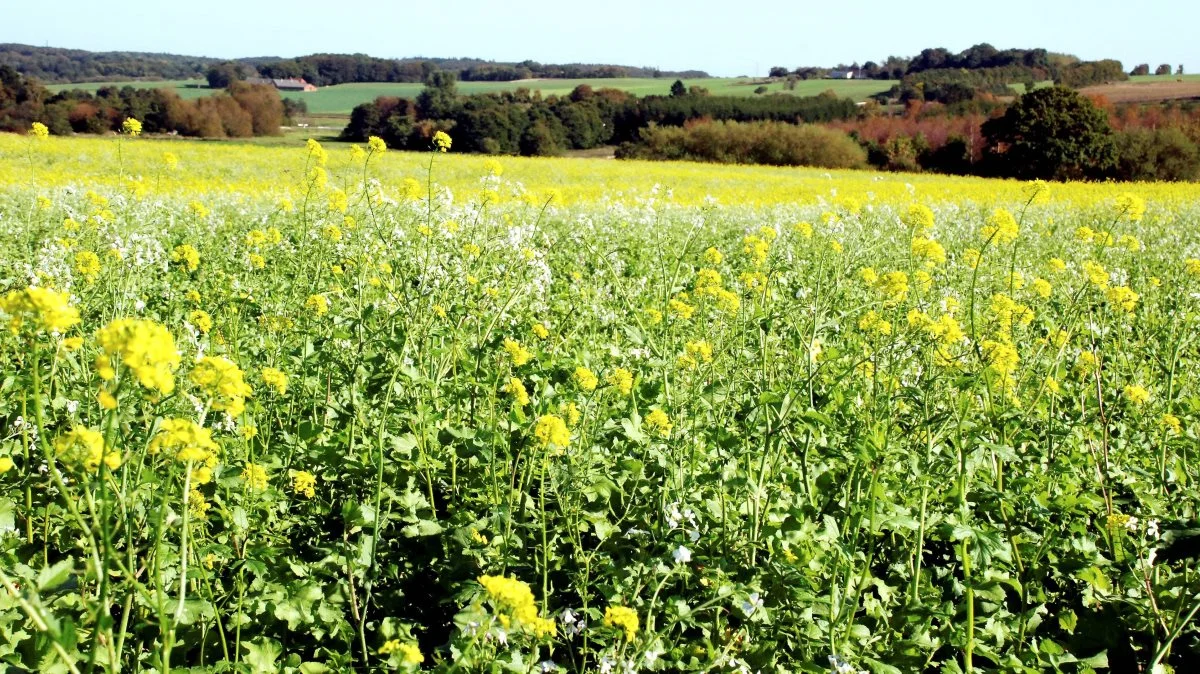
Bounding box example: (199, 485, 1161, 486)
(6, 0, 1195, 77)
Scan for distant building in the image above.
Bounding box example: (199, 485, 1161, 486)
(245, 77, 317, 92)
(827, 69, 859, 80)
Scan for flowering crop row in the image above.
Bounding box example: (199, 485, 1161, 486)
(1, 129, 1199, 673)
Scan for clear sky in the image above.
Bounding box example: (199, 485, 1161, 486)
(5, 0, 1196, 77)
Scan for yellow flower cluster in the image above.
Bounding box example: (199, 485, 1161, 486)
(171, 244, 200, 272)
(574, 366, 598, 391)
(149, 419, 220, 480)
(261, 367, 288, 395)
(242, 463, 268, 490)
(980, 208, 1019, 244)
(644, 408, 672, 438)
(55, 426, 121, 472)
(478, 574, 555, 637)
(607, 368, 634, 395)
(95, 318, 181, 394)
(292, 470, 317, 498)
(603, 605, 640, 641)
(378, 640, 422, 665)
(0, 286, 80, 335)
(533, 414, 570, 448)
(504, 377, 530, 407)
(503, 338, 533, 366)
(190, 356, 253, 417)
(433, 130, 453, 152)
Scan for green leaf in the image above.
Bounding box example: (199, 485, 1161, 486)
(243, 637, 283, 673)
(37, 559, 73, 592)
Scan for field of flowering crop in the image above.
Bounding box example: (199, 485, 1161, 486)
(2, 126, 1200, 674)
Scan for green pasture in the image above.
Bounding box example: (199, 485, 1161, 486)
(44, 77, 896, 114)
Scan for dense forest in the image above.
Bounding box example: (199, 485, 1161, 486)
(0, 44, 707, 85)
(0, 66, 289, 137)
(340, 74, 859, 155)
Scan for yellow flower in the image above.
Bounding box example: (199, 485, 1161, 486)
(96, 318, 180, 394)
(877, 271, 909, 303)
(432, 130, 452, 152)
(291, 470, 317, 498)
(503, 337, 533, 366)
(1124, 385, 1150, 406)
(306, 294, 329, 316)
(30, 122, 49, 139)
(1114, 193, 1145, 222)
(858, 310, 892, 336)
(574, 366, 598, 392)
(963, 248, 982, 270)
(503, 377, 530, 407)
(242, 463, 268, 490)
(604, 605, 640, 641)
(61, 336, 84, 351)
(249, 253, 266, 269)
(328, 189, 348, 214)
(149, 419, 221, 466)
(171, 244, 200, 272)
(902, 204, 935, 235)
(644, 408, 672, 438)
(55, 426, 120, 472)
(743, 234, 769, 266)
(186, 290, 202, 304)
(1105, 286, 1138, 313)
(534, 414, 570, 448)
(859, 267, 879, 285)
(162, 151, 178, 170)
(607, 368, 634, 396)
(531, 322, 549, 339)
(1117, 234, 1141, 252)
(190, 356, 252, 418)
(1045, 376, 1061, 396)
(98, 389, 118, 410)
(981, 340, 1020, 377)
(478, 574, 554, 637)
(981, 208, 1018, 244)
(261, 367, 288, 395)
(0, 456, 13, 474)
(1082, 261, 1109, 289)
(668, 298, 695, 320)
(0, 286, 80, 335)
(120, 118, 142, 136)
(1032, 278, 1052, 299)
(911, 237, 946, 267)
(1161, 413, 1182, 435)
(703, 247, 723, 265)
(685, 340, 713, 363)
(188, 310, 212, 334)
(1186, 259, 1200, 278)
(482, 158, 503, 175)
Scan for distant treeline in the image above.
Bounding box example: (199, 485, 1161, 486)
(774, 44, 1076, 81)
(0, 43, 708, 86)
(0, 66, 290, 137)
(341, 74, 858, 155)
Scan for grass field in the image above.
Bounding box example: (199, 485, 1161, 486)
(45, 76, 896, 114)
(3, 131, 1200, 672)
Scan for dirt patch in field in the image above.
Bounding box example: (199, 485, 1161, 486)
(1079, 80, 1200, 103)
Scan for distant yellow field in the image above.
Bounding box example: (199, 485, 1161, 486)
(3, 132, 1195, 209)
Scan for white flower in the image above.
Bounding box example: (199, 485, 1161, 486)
(598, 656, 616, 674)
(741, 592, 764, 616)
(673, 545, 692, 564)
(540, 660, 557, 672)
(1147, 519, 1160, 539)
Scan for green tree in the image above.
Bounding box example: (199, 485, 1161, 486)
(982, 86, 1116, 180)
(205, 62, 244, 89)
(416, 71, 459, 120)
(1155, 63, 1172, 75)
(669, 79, 687, 97)
(1130, 64, 1150, 76)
